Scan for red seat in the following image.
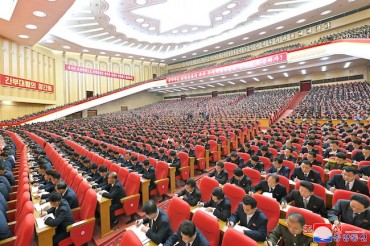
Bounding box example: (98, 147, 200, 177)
(117, 167, 130, 186)
(0, 213, 35, 246)
(286, 206, 325, 227)
(292, 143, 302, 154)
(250, 145, 259, 155)
(150, 161, 169, 197)
(223, 162, 238, 180)
(259, 156, 271, 171)
(221, 228, 257, 246)
(119, 230, 142, 246)
(358, 161, 370, 169)
(167, 197, 191, 232)
(192, 210, 220, 246)
(222, 183, 246, 214)
(199, 176, 219, 202)
(295, 180, 326, 205)
(282, 160, 295, 178)
(268, 148, 279, 158)
(177, 151, 190, 181)
(76, 181, 90, 206)
(332, 189, 369, 206)
(265, 174, 290, 194)
(194, 145, 206, 171)
(336, 223, 370, 246)
(311, 165, 325, 184)
(209, 140, 220, 162)
(237, 152, 250, 163)
(253, 193, 280, 234)
(243, 167, 261, 186)
(329, 169, 343, 180)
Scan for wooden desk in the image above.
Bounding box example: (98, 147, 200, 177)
(31, 188, 56, 246)
(140, 178, 150, 205)
(326, 189, 333, 209)
(97, 196, 113, 238)
(189, 157, 195, 178)
(205, 150, 210, 170)
(169, 167, 176, 193)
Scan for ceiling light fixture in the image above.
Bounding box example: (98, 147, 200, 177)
(207, 84, 215, 87)
(267, 75, 274, 79)
(18, 35, 29, 39)
(321, 10, 332, 15)
(279, 65, 286, 68)
(228, 41, 234, 45)
(283, 72, 289, 77)
(25, 24, 37, 30)
(259, 31, 266, 35)
(344, 62, 351, 68)
(215, 46, 221, 49)
(82, 49, 89, 52)
(320, 57, 329, 60)
(217, 83, 224, 86)
(296, 19, 306, 23)
(253, 77, 259, 81)
(242, 37, 249, 40)
(240, 79, 246, 83)
(33, 11, 47, 17)
(299, 61, 306, 65)
(301, 69, 306, 74)
(63, 45, 71, 49)
(228, 81, 235, 84)
(321, 66, 327, 71)
(276, 26, 284, 30)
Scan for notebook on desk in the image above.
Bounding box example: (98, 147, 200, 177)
(233, 224, 250, 233)
(192, 206, 218, 219)
(34, 202, 51, 212)
(36, 213, 55, 229)
(126, 224, 150, 244)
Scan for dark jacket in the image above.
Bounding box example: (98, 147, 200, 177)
(164, 228, 209, 246)
(45, 199, 75, 235)
(282, 190, 327, 217)
(267, 165, 290, 178)
(252, 181, 287, 202)
(102, 180, 126, 205)
(208, 169, 228, 185)
(143, 209, 173, 244)
(228, 175, 252, 193)
(62, 187, 79, 209)
(203, 197, 232, 221)
(290, 168, 324, 185)
(326, 174, 369, 196)
(177, 187, 201, 206)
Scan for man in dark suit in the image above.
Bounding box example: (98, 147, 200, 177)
(164, 220, 209, 246)
(126, 156, 143, 173)
(0, 165, 15, 186)
(140, 159, 156, 191)
(42, 192, 75, 246)
(257, 146, 273, 162)
(281, 180, 327, 217)
(38, 169, 55, 193)
(238, 143, 255, 156)
(228, 195, 268, 242)
(252, 174, 287, 202)
(157, 148, 168, 162)
(198, 187, 231, 221)
(299, 151, 322, 166)
(323, 140, 345, 158)
(326, 166, 369, 195)
(279, 148, 297, 163)
(86, 163, 100, 182)
(228, 168, 252, 193)
(56, 181, 78, 209)
(94, 165, 110, 190)
(136, 200, 172, 244)
(183, 143, 196, 158)
(208, 161, 228, 185)
(328, 194, 370, 230)
(300, 142, 319, 155)
(168, 150, 181, 176)
(0, 208, 11, 240)
(175, 178, 201, 206)
(267, 157, 290, 178)
(265, 212, 313, 246)
(244, 155, 264, 172)
(225, 151, 244, 168)
(99, 172, 126, 227)
(291, 161, 323, 185)
(352, 145, 370, 163)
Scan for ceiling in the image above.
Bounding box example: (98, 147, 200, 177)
(0, 0, 368, 64)
(148, 55, 370, 93)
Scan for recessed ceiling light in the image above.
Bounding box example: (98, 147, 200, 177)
(172, 30, 179, 33)
(181, 83, 185, 85)
(283, 72, 289, 77)
(215, 46, 221, 49)
(276, 26, 284, 30)
(267, 75, 274, 80)
(148, 27, 156, 31)
(321, 10, 332, 15)
(82, 49, 89, 52)
(141, 23, 149, 27)
(320, 57, 329, 60)
(100, 51, 106, 54)
(33, 11, 47, 17)
(253, 78, 259, 81)
(164, 85, 168, 87)
(240, 79, 246, 83)
(296, 19, 306, 23)
(188, 87, 197, 90)
(279, 65, 286, 68)
(222, 10, 231, 15)
(190, 81, 194, 83)
(301, 69, 306, 74)
(227, 3, 237, 8)
(344, 62, 351, 68)
(210, 78, 215, 81)
(242, 37, 249, 40)
(150, 59, 155, 61)
(136, 0, 147, 5)
(221, 76, 226, 79)
(215, 16, 223, 21)
(63, 45, 71, 49)
(128, 55, 133, 58)
(191, 27, 198, 31)
(160, 59, 165, 62)
(233, 74, 238, 76)
(25, 24, 37, 30)
(207, 84, 215, 87)
(217, 83, 224, 86)
(247, 71, 252, 74)
(228, 81, 235, 85)
(173, 84, 176, 87)
(299, 61, 306, 65)
(192, 52, 197, 55)
(172, 58, 177, 61)
(198, 86, 205, 89)
(140, 57, 146, 60)
(18, 35, 29, 39)
(203, 49, 208, 52)
(262, 68, 268, 71)
(182, 29, 188, 33)
(321, 66, 327, 71)
(228, 42, 234, 45)
(115, 54, 121, 56)
(200, 80, 204, 82)
(259, 31, 266, 35)
(136, 18, 145, 23)
(182, 56, 187, 58)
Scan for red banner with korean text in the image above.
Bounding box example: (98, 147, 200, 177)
(0, 74, 54, 93)
(167, 53, 287, 83)
(65, 64, 135, 81)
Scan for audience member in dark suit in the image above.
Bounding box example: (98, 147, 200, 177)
(42, 192, 75, 246)
(126, 156, 143, 173)
(300, 143, 319, 155)
(56, 181, 78, 209)
(38, 169, 55, 193)
(157, 148, 169, 162)
(267, 157, 290, 178)
(323, 140, 345, 158)
(326, 166, 369, 195)
(257, 146, 273, 162)
(164, 220, 209, 246)
(86, 163, 100, 182)
(99, 172, 126, 227)
(328, 194, 370, 230)
(244, 155, 264, 172)
(228, 195, 268, 242)
(140, 159, 156, 191)
(238, 143, 255, 156)
(198, 187, 231, 221)
(113, 151, 126, 164)
(208, 161, 228, 185)
(267, 140, 280, 152)
(228, 168, 252, 193)
(225, 151, 244, 168)
(359, 165, 370, 178)
(281, 181, 327, 217)
(95, 165, 110, 190)
(299, 152, 322, 166)
(136, 200, 172, 244)
(175, 179, 201, 206)
(0, 165, 14, 186)
(291, 161, 323, 185)
(252, 174, 287, 202)
(265, 212, 313, 246)
(0, 193, 8, 215)
(168, 150, 181, 176)
(183, 143, 196, 158)
(279, 148, 297, 163)
(0, 208, 11, 240)
(352, 145, 370, 163)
